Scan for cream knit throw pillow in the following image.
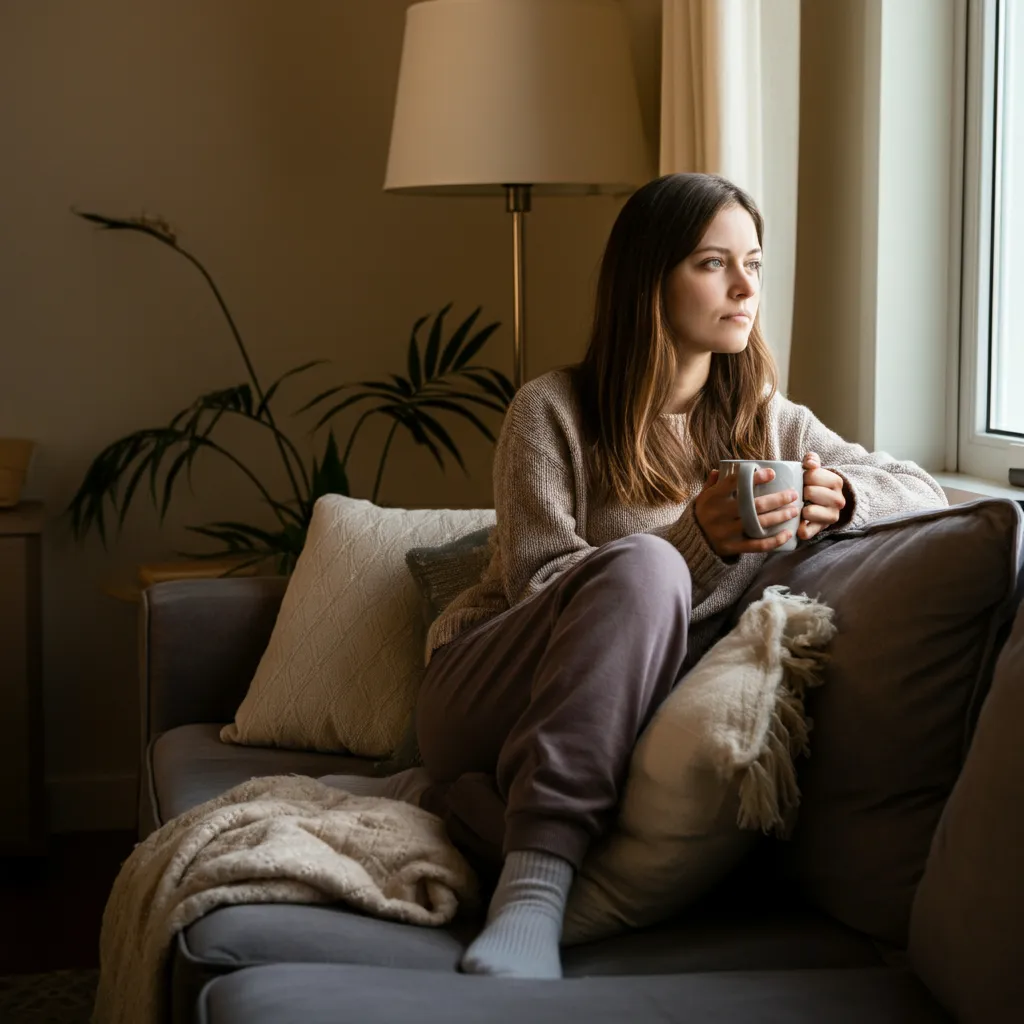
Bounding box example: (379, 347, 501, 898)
(562, 585, 837, 946)
(221, 496, 495, 758)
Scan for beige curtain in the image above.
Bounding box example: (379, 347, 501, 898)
(660, 0, 800, 389)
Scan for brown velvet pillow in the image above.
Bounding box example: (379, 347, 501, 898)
(908, 592, 1024, 1021)
(734, 499, 1024, 947)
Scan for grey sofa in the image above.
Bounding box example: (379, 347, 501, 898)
(138, 496, 1024, 1024)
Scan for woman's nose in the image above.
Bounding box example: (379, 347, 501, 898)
(730, 271, 756, 297)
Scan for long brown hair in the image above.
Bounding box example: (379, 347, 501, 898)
(573, 173, 778, 506)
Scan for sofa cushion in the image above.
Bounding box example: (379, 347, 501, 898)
(172, 855, 884, 1020)
(221, 496, 494, 758)
(198, 963, 949, 1024)
(149, 723, 376, 825)
(735, 499, 1024, 947)
(404, 525, 493, 625)
(177, 892, 880, 979)
(908, 596, 1024, 1022)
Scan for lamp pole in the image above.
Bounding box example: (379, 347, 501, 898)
(506, 184, 531, 389)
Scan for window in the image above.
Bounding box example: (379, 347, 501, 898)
(959, 0, 1024, 480)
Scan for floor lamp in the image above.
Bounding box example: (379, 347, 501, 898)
(383, 0, 649, 389)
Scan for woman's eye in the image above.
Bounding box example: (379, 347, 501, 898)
(747, 260, 763, 272)
(703, 258, 724, 269)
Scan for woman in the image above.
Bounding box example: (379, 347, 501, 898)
(329, 173, 946, 979)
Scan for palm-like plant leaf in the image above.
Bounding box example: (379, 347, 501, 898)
(464, 365, 516, 402)
(307, 431, 349, 511)
(437, 307, 481, 375)
(258, 360, 328, 418)
(406, 314, 427, 391)
(451, 322, 501, 372)
(393, 408, 445, 472)
(65, 248, 506, 571)
(411, 398, 498, 443)
(298, 305, 511, 498)
(411, 409, 466, 472)
(459, 370, 513, 404)
(388, 374, 414, 397)
(423, 302, 452, 379)
(415, 387, 506, 416)
(311, 393, 399, 433)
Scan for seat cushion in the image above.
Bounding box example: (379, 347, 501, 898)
(171, 867, 884, 1022)
(198, 963, 950, 1024)
(148, 723, 377, 826)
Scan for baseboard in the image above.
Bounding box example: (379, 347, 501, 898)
(46, 773, 138, 832)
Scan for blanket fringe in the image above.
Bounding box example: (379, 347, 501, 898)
(736, 586, 836, 838)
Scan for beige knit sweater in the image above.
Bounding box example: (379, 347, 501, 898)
(426, 369, 946, 661)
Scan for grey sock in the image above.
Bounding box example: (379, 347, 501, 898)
(318, 767, 431, 805)
(460, 850, 574, 979)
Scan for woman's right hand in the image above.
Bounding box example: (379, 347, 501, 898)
(693, 468, 801, 558)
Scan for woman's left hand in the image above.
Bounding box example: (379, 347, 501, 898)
(798, 451, 847, 540)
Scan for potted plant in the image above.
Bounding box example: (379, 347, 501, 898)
(68, 211, 514, 575)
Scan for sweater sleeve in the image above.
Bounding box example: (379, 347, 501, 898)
(492, 409, 598, 608)
(782, 399, 948, 529)
(649, 503, 733, 605)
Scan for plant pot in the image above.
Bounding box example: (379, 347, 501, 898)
(0, 439, 36, 508)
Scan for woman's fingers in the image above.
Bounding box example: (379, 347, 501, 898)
(801, 502, 840, 525)
(803, 482, 845, 508)
(757, 503, 801, 530)
(753, 488, 800, 515)
(720, 528, 795, 556)
(797, 519, 825, 540)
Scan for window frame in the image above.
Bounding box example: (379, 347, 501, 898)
(957, 0, 1024, 480)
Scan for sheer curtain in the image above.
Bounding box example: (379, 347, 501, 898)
(660, 0, 800, 389)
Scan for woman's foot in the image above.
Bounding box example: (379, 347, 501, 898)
(460, 850, 574, 979)
(317, 767, 432, 805)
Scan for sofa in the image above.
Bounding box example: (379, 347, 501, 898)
(135, 492, 1024, 1024)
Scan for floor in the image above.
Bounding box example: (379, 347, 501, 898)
(0, 831, 136, 975)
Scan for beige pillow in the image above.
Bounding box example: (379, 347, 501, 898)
(221, 496, 495, 758)
(561, 586, 836, 946)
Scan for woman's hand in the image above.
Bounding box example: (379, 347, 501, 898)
(693, 467, 801, 557)
(797, 451, 847, 540)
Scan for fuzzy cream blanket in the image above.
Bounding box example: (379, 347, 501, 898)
(92, 775, 479, 1024)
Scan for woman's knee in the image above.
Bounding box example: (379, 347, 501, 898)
(595, 533, 692, 604)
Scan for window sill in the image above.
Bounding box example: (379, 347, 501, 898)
(932, 471, 1024, 502)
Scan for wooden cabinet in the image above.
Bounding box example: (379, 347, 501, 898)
(0, 502, 45, 854)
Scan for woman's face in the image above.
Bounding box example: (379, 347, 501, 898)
(663, 203, 762, 357)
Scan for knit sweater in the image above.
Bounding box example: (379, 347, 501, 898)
(425, 369, 947, 662)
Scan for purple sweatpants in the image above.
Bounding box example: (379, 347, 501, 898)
(416, 533, 693, 874)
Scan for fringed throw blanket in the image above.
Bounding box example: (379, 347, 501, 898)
(92, 776, 479, 1024)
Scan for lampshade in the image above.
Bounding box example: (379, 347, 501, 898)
(384, 0, 650, 195)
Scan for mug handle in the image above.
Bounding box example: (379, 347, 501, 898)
(737, 462, 766, 539)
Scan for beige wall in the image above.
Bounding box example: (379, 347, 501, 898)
(789, 0, 874, 442)
(0, 0, 661, 829)
(790, 0, 955, 464)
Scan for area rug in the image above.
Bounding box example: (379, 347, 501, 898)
(0, 969, 97, 1023)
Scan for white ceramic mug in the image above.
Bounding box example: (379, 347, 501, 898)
(718, 459, 804, 553)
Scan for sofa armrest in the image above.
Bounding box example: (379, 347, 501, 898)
(909, 595, 1024, 1020)
(139, 576, 287, 745)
